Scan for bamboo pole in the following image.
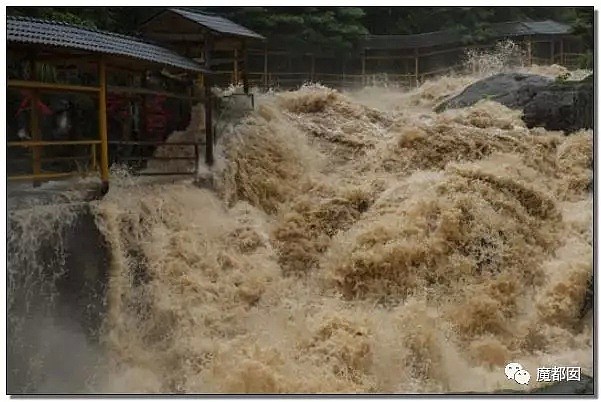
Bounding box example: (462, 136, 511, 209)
(98, 56, 109, 193)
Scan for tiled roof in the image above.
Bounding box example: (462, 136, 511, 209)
(7, 15, 208, 73)
(359, 19, 572, 50)
(521, 20, 571, 35)
(169, 9, 265, 40)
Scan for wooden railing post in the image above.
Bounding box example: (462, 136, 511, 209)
(30, 89, 42, 187)
(361, 52, 366, 86)
(414, 48, 420, 88)
(560, 38, 564, 66)
(204, 35, 214, 167)
(98, 56, 109, 194)
(234, 48, 239, 85)
(263, 45, 268, 89)
(241, 40, 249, 95)
(28, 58, 42, 187)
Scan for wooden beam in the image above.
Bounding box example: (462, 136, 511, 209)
(213, 37, 247, 51)
(107, 85, 204, 102)
(8, 80, 100, 94)
(33, 54, 99, 65)
(8, 140, 101, 147)
(143, 32, 206, 41)
(98, 56, 109, 193)
(8, 172, 80, 181)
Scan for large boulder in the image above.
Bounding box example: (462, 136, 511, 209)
(434, 73, 553, 112)
(522, 75, 593, 132)
(435, 73, 593, 134)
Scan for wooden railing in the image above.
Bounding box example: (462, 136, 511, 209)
(7, 140, 101, 183)
(109, 140, 200, 176)
(229, 52, 589, 90)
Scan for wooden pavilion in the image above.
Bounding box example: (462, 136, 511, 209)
(138, 8, 265, 92)
(7, 16, 211, 192)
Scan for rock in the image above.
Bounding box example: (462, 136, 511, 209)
(522, 75, 593, 133)
(530, 374, 594, 394)
(461, 374, 594, 395)
(434, 73, 553, 112)
(435, 73, 593, 133)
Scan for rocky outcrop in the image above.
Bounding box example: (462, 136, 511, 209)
(522, 75, 593, 133)
(434, 73, 553, 112)
(435, 73, 593, 134)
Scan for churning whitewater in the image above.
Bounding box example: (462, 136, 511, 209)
(85, 64, 593, 393)
(86, 66, 593, 393)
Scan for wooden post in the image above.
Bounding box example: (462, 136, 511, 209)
(550, 40, 555, 65)
(98, 56, 109, 194)
(310, 54, 315, 82)
(29, 58, 42, 187)
(560, 38, 564, 66)
(140, 72, 148, 142)
(361, 52, 366, 86)
(414, 48, 420, 88)
(263, 44, 268, 88)
(241, 41, 249, 95)
(204, 35, 214, 166)
(233, 48, 239, 85)
(204, 75, 213, 166)
(527, 36, 532, 66)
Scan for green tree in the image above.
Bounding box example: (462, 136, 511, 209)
(571, 7, 593, 68)
(201, 7, 368, 54)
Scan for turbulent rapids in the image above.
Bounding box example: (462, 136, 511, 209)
(7, 66, 593, 393)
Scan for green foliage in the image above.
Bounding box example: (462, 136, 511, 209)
(571, 7, 594, 52)
(577, 52, 593, 70)
(7, 6, 590, 56)
(200, 7, 368, 54)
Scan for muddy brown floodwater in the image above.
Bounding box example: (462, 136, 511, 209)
(8, 65, 593, 393)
